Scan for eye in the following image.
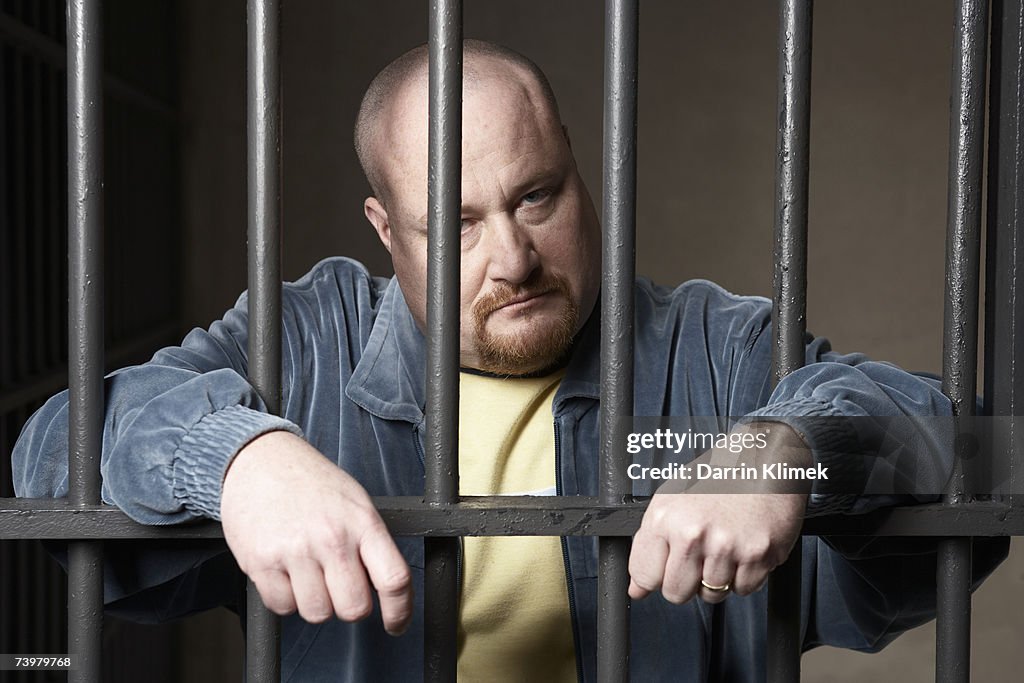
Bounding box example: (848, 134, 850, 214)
(521, 188, 550, 205)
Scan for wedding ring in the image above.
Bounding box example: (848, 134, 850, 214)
(700, 579, 731, 593)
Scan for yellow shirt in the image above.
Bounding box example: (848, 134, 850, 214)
(457, 369, 577, 683)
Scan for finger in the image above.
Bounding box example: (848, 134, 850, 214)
(732, 561, 770, 596)
(288, 559, 334, 623)
(250, 568, 297, 615)
(359, 523, 414, 636)
(698, 554, 737, 604)
(628, 528, 670, 600)
(323, 555, 374, 623)
(660, 542, 702, 604)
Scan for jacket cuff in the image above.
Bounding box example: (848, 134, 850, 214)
(746, 397, 865, 516)
(172, 405, 303, 520)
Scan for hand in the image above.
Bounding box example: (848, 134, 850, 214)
(220, 430, 413, 634)
(627, 423, 810, 605)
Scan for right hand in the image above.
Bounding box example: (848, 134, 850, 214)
(220, 430, 413, 634)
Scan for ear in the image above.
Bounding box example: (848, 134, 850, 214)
(364, 197, 392, 253)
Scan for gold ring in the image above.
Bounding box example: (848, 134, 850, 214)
(700, 579, 731, 593)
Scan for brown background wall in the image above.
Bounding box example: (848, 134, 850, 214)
(176, 0, 1022, 679)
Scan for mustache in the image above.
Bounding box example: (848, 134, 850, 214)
(473, 275, 571, 319)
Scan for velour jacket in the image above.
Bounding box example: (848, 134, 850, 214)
(13, 256, 1008, 682)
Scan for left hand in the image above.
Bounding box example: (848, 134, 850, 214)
(627, 423, 811, 605)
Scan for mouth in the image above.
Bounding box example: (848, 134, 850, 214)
(493, 289, 553, 314)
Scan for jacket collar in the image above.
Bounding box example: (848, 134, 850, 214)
(345, 277, 602, 423)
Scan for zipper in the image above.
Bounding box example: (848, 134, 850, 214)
(555, 419, 585, 683)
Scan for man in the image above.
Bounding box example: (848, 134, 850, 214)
(13, 40, 1007, 681)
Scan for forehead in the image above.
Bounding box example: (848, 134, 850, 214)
(379, 66, 563, 204)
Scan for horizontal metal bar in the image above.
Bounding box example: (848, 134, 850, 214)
(4, 497, 1024, 539)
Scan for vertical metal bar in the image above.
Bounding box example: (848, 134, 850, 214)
(768, 1, 813, 681)
(66, 1, 104, 681)
(938, 2, 988, 682)
(598, 1, 638, 681)
(424, 2, 462, 681)
(48, 61, 62, 368)
(245, 0, 282, 681)
(0, 42, 9, 391)
(13, 49, 27, 386)
(985, 0, 1024, 498)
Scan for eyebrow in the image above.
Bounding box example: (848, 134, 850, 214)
(414, 164, 567, 224)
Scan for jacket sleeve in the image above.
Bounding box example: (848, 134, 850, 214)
(12, 299, 302, 524)
(687, 281, 1010, 653)
(10, 287, 310, 620)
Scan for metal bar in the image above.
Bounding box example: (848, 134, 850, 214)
(245, 0, 282, 680)
(7, 498, 1024, 539)
(31, 56, 45, 377)
(48, 60, 63, 370)
(66, 1, 104, 680)
(598, 1, 639, 681)
(0, 40, 12, 391)
(424, 3, 462, 681)
(985, 0, 1024, 505)
(13, 49, 28, 387)
(938, 2, 989, 681)
(768, 1, 813, 681)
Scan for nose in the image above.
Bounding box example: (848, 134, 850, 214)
(485, 216, 540, 286)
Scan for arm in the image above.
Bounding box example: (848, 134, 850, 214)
(627, 282, 1008, 647)
(12, 261, 413, 630)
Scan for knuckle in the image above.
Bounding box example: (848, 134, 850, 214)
(300, 603, 333, 624)
(378, 566, 413, 595)
(321, 525, 352, 554)
(739, 535, 772, 564)
(705, 533, 734, 559)
(338, 598, 374, 622)
(673, 527, 703, 555)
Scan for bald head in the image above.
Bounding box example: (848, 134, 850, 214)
(354, 40, 562, 207)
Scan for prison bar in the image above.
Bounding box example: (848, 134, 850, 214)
(937, 1, 989, 681)
(9, 498, 1024, 540)
(985, 0, 1024, 499)
(766, 0, 813, 681)
(424, 1, 463, 681)
(66, 0, 104, 680)
(245, 0, 282, 680)
(597, 1, 639, 681)
(1, 1, 1020, 681)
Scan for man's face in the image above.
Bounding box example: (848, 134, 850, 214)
(364, 67, 601, 375)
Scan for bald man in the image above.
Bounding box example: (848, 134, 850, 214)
(14, 41, 1008, 682)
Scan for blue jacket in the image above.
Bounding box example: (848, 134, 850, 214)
(13, 257, 1008, 682)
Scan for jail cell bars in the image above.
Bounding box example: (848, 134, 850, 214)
(0, 0, 1022, 682)
(0, 1, 180, 682)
